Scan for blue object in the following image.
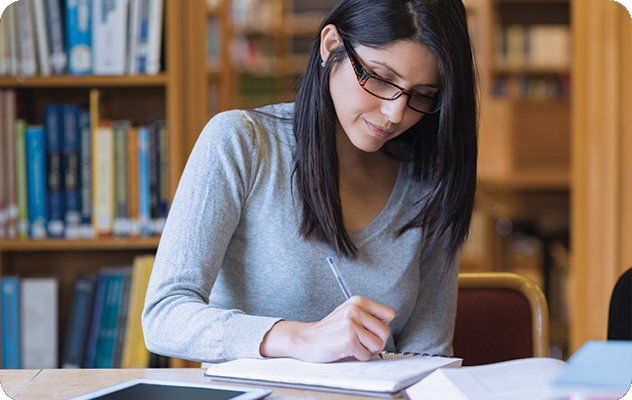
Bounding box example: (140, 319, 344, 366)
(1, 277, 21, 369)
(553, 340, 632, 391)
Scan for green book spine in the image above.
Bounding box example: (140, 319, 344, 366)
(15, 119, 29, 239)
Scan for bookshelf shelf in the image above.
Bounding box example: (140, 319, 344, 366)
(493, 65, 571, 75)
(0, 74, 169, 88)
(0, 237, 160, 252)
(479, 169, 570, 191)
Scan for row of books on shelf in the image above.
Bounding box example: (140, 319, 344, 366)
(0, 0, 164, 78)
(0, 255, 159, 369)
(0, 89, 170, 240)
(493, 74, 571, 100)
(496, 24, 571, 69)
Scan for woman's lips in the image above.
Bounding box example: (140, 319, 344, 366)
(366, 121, 393, 139)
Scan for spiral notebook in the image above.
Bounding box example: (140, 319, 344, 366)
(204, 352, 462, 398)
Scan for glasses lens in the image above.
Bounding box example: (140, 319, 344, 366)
(363, 77, 401, 99)
(409, 93, 439, 114)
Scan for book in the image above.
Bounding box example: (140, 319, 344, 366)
(15, 119, 29, 239)
(126, 0, 141, 74)
(44, 104, 65, 237)
(61, 275, 97, 368)
(94, 268, 130, 368)
(65, 0, 93, 75)
(83, 272, 108, 368)
(16, 0, 38, 76)
(135, 0, 149, 74)
(552, 341, 632, 396)
(156, 120, 169, 233)
(20, 277, 59, 369)
(112, 120, 131, 236)
(205, 353, 463, 398)
(120, 255, 154, 368)
(78, 108, 93, 238)
(136, 126, 151, 236)
(93, 121, 114, 237)
(92, 0, 129, 75)
(402, 357, 568, 400)
(147, 121, 159, 234)
(44, 0, 67, 74)
(1, 277, 21, 369)
(0, 10, 8, 76)
(112, 269, 132, 367)
(62, 104, 81, 238)
(142, 0, 163, 75)
(5, 2, 19, 76)
(126, 127, 139, 236)
(25, 125, 48, 239)
(32, 0, 52, 76)
(0, 90, 6, 239)
(4, 89, 17, 239)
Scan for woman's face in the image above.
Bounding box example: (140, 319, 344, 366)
(322, 27, 440, 154)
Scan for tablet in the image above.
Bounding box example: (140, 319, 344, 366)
(66, 378, 272, 400)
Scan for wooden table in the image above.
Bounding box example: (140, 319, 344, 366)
(0, 368, 387, 399)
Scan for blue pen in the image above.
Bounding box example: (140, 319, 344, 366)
(326, 255, 353, 299)
(326, 255, 384, 360)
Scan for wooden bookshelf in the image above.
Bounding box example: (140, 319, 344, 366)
(0, 0, 208, 369)
(0, 74, 169, 88)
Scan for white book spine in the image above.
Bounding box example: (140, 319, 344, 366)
(17, 0, 38, 76)
(94, 125, 114, 236)
(126, 0, 141, 74)
(31, 0, 51, 76)
(92, 0, 129, 75)
(20, 277, 59, 369)
(145, 0, 163, 75)
(6, 2, 20, 76)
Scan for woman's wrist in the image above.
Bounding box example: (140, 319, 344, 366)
(260, 320, 309, 358)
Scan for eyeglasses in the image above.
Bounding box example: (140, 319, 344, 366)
(342, 40, 440, 115)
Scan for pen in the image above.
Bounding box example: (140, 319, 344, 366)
(326, 256, 384, 359)
(326, 255, 353, 299)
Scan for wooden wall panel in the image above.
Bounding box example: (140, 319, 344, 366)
(570, 0, 632, 353)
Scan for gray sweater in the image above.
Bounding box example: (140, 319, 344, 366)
(142, 103, 458, 364)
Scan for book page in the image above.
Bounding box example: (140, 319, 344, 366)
(205, 354, 462, 394)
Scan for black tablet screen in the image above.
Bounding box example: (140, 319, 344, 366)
(91, 383, 246, 400)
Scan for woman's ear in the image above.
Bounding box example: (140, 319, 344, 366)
(320, 24, 342, 65)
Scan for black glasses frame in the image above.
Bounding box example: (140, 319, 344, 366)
(342, 39, 440, 115)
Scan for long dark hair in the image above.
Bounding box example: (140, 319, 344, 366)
(293, 0, 478, 275)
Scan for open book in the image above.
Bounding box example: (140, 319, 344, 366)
(205, 352, 462, 398)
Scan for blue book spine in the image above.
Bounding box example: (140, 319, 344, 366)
(45, 104, 65, 237)
(62, 104, 82, 238)
(94, 273, 118, 368)
(61, 275, 96, 368)
(137, 0, 150, 73)
(44, 0, 67, 74)
(101, 273, 124, 368)
(78, 109, 93, 238)
(156, 121, 169, 234)
(25, 126, 49, 239)
(66, 0, 92, 75)
(137, 127, 151, 236)
(1, 277, 21, 369)
(83, 273, 107, 368)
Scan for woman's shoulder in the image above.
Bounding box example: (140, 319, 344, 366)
(207, 103, 294, 137)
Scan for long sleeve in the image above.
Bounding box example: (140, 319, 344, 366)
(141, 111, 283, 363)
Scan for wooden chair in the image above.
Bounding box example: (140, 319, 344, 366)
(453, 272, 549, 366)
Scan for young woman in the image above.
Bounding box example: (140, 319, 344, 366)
(142, 0, 477, 364)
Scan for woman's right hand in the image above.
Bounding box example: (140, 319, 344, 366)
(259, 295, 395, 363)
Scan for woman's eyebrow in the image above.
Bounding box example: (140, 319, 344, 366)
(369, 59, 441, 89)
(369, 59, 404, 80)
